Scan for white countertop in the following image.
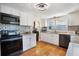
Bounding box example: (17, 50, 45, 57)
(41, 31, 76, 35)
(21, 33, 36, 35)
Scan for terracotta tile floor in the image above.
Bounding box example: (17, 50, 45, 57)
(21, 41, 67, 56)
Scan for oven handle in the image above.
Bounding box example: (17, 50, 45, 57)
(1, 37, 22, 42)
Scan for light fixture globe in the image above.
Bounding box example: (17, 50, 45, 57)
(34, 3, 50, 11)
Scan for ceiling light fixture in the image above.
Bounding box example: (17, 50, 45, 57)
(34, 3, 50, 11)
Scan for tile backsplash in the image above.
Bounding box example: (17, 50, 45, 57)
(68, 26, 79, 31)
(0, 23, 32, 33)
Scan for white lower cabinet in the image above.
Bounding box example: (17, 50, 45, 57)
(40, 33, 79, 47)
(31, 34, 36, 47)
(22, 34, 36, 51)
(71, 35, 79, 44)
(40, 33, 59, 46)
(23, 35, 30, 51)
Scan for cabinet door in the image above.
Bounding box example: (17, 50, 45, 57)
(20, 12, 34, 26)
(40, 33, 59, 45)
(51, 34, 59, 45)
(30, 34, 36, 48)
(68, 13, 79, 26)
(27, 16, 33, 26)
(47, 34, 59, 45)
(20, 12, 28, 26)
(71, 35, 79, 44)
(22, 35, 30, 51)
(40, 33, 48, 42)
(45, 34, 52, 43)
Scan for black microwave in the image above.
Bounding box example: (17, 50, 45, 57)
(0, 12, 20, 25)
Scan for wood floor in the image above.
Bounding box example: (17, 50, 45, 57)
(21, 41, 67, 56)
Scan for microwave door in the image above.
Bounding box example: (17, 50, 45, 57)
(10, 22, 19, 25)
(0, 12, 20, 25)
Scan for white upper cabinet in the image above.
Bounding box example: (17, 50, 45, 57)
(20, 12, 28, 26)
(20, 12, 34, 26)
(40, 19, 47, 27)
(27, 15, 34, 26)
(68, 12, 79, 26)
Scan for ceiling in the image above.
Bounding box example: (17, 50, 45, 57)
(1, 3, 79, 18)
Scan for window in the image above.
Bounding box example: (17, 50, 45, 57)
(48, 20, 68, 32)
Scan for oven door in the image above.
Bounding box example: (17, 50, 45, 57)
(1, 38, 23, 56)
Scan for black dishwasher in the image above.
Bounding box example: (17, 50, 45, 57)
(59, 34, 70, 49)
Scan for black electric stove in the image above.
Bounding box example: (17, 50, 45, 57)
(0, 30, 23, 56)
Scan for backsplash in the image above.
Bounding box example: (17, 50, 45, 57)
(68, 26, 79, 31)
(0, 23, 32, 33)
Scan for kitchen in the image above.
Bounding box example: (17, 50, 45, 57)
(0, 3, 79, 56)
